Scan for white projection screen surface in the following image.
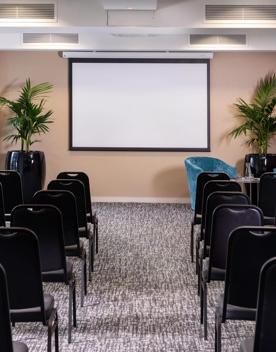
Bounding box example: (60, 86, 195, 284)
(69, 59, 210, 151)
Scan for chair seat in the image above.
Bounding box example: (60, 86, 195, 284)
(202, 258, 225, 281)
(11, 293, 54, 323)
(87, 212, 98, 225)
(193, 213, 202, 225)
(79, 223, 93, 238)
(210, 267, 225, 281)
(263, 216, 275, 225)
(13, 341, 29, 352)
(216, 295, 256, 321)
(78, 226, 88, 238)
(42, 260, 73, 283)
(239, 338, 254, 352)
(199, 242, 210, 259)
(65, 239, 84, 257)
(92, 213, 98, 223)
(196, 230, 204, 244)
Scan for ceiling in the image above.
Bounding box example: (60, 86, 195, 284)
(0, 0, 276, 52)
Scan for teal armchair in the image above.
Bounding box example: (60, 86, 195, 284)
(184, 157, 237, 210)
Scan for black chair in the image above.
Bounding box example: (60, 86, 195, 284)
(190, 172, 229, 262)
(201, 204, 263, 340)
(0, 170, 23, 221)
(0, 227, 59, 352)
(196, 180, 241, 274)
(239, 257, 276, 352)
(11, 204, 77, 343)
(0, 263, 28, 352)
(33, 190, 87, 306)
(57, 171, 99, 253)
(197, 191, 249, 294)
(48, 179, 94, 279)
(215, 226, 276, 352)
(258, 172, 276, 225)
(202, 192, 249, 259)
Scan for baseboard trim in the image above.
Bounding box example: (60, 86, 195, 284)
(92, 196, 190, 204)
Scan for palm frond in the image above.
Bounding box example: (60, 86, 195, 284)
(0, 78, 54, 151)
(254, 72, 276, 108)
(230, 72, 276, 154)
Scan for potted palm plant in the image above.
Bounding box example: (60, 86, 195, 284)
(0, 78, 53, 201)
(230, 72, 276, 177)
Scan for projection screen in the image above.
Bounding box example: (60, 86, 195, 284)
(69, 59, 210, 151)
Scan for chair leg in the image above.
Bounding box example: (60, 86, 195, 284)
(81, 258, 85, 307)
(203, 282, 208, 340)
(72, 278, 77, 327)
(190, 220, 194, 262)
(88, 233, 94, 281)
(215, 314, 218, 352)
(88, 236, 92, 281)
(93, 216, 98, 254)
(47, 308, 58, 352)
(47, 325, 52, 352)
(92, 231, 96, 265)
(197, 264, 201, 296)
(84, 252, 87, 296)
(197, 247, 204, 296)
(196, 236, 200, 275)
(196, 239, 202, 296)
(200, 277, 204, 325)
(80, 250, 88, 307)
(54, 313, 59, 352)
(215, 312, 222, 352)
(68, 283, 73, 343)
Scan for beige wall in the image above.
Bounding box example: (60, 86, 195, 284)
(0, 51, 276, 200)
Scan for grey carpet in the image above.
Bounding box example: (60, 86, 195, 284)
(13, 203, 254, 351)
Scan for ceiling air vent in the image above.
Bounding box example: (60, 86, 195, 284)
(23, 33, 79, 44)
(102, 0, 157, 10)
(190, 34, 246, 46)
(0, 3, 56, 22)
(206, 5, 276, 21)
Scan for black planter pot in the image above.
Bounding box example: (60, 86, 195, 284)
(5, 150, 45, 203)
(244, 153, 276, 177)
(244, 153, 276, 204)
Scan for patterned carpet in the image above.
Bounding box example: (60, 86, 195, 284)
(13, 203, 254, 351)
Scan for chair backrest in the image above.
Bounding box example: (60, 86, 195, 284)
(200, 180, 241, 240)
(194, 172, 229, 216)
(203, 191, 249, 254)
(33, 190, 80, 249)
(253, 257, 276, 351)
(11, 204, 67, 280)
(209, 205, 263, 278)
(223, 227, 276, 320)
(258, 172, 276, 217)
(0, 264, 14, 352)
(57, 171, 93, 219)
(0, 170, 23, 214)
(48, 179, 87, 228)
(0, 227, 45, 323)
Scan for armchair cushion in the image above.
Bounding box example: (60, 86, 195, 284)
(184, 157, 237, 210)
